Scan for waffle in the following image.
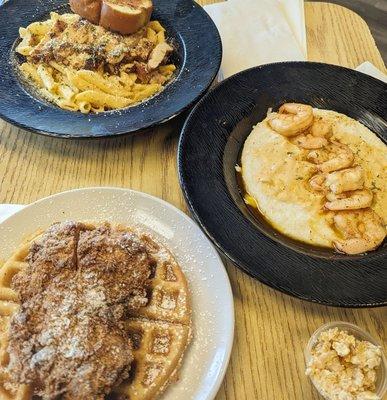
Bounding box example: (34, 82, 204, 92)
(0, 235, 38, 400)
(0, 226, 191, 400)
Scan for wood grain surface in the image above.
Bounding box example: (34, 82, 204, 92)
(305, 2, 386, 70)
(311, 0, 387, 64)
(0, 2, 386, 399)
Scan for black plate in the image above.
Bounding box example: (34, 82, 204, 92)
(178, 62, 387, 307)
(0, 0, 221, 138)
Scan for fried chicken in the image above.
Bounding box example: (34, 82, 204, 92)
(7, 221, 152, 400)
(13, 221, 79, 302)
(77, 224, 150, 309)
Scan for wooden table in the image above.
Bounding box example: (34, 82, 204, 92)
(0, 2, 386, 399)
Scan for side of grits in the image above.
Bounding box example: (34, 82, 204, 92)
(241, 108, 387, 248)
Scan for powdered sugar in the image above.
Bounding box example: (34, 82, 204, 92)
(7, 221, 153, 399)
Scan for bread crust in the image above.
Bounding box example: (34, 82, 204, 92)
(69, 0, 102, 24)
(100, 1, 153, 34)
(69, 0, 153, 34)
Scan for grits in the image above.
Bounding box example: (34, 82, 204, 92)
(241, 109, 387, 248)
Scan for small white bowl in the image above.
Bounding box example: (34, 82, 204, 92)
(304, 321, 387, 400)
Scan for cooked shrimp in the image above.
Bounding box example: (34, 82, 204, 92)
(325, 189, 373, 211)
(333, 210, 386, 254)
(307, 141, 354, 173)
(268, 103, 314, 137)
(309, 173, 326, 191)
(309, 166, 364, 194)
(292, 134, 328, 149)
(326, 192, 346, 201)
(324, 166, 364, 194)
(307, 148, 330, 164)
(310, 120, 332, 138)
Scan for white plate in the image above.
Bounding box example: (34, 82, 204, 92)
(0, 187, 234, 400)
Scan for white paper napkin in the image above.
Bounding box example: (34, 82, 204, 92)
(355, 61, 387, 83)
(204, 0, 306, 79)
(224, 0, 306, 54)
(278, 0, 306, 55)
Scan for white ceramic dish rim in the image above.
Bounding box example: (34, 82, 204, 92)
(0, 187, 235, 400)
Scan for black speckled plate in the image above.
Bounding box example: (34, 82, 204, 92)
(178, 62, 387, 308)
(0, 0, 221, 138)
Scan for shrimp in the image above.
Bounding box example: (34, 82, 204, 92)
(333, 210, 386, 254)
(307, 148, 330, 164)
(292, 134, 328, 149)
(325, 189, 373, 211)
(309, 166, 364, 194)
(309, 173, 326, 192)
(310, 120, 332, 138)
(268, 103, 314, 137)
(324, 166, 364, 194)
(307, 141, 354, 173)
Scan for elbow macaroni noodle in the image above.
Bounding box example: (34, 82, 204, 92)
(16, 13, 176, 113)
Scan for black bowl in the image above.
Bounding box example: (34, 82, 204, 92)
(0, 0, 221, 138)
(178, 62, 387, 307)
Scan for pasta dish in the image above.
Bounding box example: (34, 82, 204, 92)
(16, 12, 176, 113)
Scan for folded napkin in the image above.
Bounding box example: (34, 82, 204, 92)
(277, 0, 307, 55)
(204, 0, 306, 79)
(355, 61, 387, 83)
